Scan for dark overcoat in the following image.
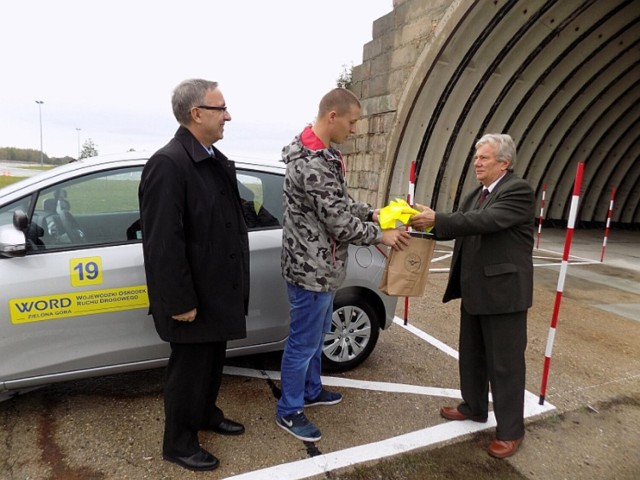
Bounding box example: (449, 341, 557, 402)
(139, 126, 249, 343)
(436, 171, 535, 315)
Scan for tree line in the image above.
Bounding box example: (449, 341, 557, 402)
(0, 139, 99, 165)
(0, 146, 72, 165)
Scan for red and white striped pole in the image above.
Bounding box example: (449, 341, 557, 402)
(536, 183, 547, 249)
(600, 187, 616, 262)
(539, 162, 584, 405)
(407, 161, 416, 206)
(404, 161, 416, 325)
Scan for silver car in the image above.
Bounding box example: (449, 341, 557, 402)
(0, 153, 397, 399)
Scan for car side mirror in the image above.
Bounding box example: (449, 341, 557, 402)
(13, 209, 28, 230)
(0, 210, 28, 258)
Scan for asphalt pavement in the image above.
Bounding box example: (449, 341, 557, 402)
(0, 225, 638, 479)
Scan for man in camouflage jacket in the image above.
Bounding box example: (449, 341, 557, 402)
(276, 88, 409, 442)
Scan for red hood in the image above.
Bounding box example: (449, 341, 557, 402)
(300, 125, 326, 150)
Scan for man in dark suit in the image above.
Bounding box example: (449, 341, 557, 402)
(411, 133, 535, 458)
(139, 79, 249, 472)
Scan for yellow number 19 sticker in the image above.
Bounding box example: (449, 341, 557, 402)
(70, 257, 103, 287)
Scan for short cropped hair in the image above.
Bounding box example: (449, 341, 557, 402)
(476, 133, 516, 168)
(318, 88, 361, 117)
(172, 79, 218, 126)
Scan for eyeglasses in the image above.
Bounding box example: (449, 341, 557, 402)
(195, 105, 228, 112)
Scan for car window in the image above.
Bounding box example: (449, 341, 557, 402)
(237, 169, 283, 230)
(30, 167, 143, 250)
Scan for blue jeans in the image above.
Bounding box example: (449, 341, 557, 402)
(277, 282, 335, 417)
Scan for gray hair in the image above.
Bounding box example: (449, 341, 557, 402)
(475, 133, 516, 168)
(171, 79, 218, 126)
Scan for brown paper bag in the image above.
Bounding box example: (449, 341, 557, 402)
(379, 233, 435, 297)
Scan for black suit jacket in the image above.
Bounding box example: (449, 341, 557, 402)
(436, 172, 535, 315)
(139, 127, 249, 343)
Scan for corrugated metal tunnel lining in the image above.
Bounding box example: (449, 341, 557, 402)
(390, 0, 639, 228)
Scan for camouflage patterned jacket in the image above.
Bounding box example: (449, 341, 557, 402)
(281, 126, 383, 292)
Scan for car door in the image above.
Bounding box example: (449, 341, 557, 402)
(0, 164, 168, 390)
(228, 167, 289, 352)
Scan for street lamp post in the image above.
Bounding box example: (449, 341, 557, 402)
(35, 100, 44, 166)
(76, 127, 82, 159)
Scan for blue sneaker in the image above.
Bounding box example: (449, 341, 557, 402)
(305, 389, 343, 407)
(276, 411, 322, 442)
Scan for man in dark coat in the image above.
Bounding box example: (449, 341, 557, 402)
(411, 133, 535, 459)
(139, 79, 249, 472)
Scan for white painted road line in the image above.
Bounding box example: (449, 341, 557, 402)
(534, 247, 600, 266)
(226, 414, 499, 480)
(393, 317, 459, 359)
(224, 365, 462, 399)
(222, 317, 555, 480)
(431, 250, 453, 263)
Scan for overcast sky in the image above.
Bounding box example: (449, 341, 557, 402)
(1, 0, 392, 159)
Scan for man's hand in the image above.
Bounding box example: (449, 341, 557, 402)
(410, 203, 436, 230)
(172, 308, 197, 322)
(381, 229, 411, 251)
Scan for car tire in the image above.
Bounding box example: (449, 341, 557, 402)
(322, 293, 381, 372)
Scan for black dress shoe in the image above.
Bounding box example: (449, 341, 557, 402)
(163, 449, 219, 471)
(209, 418, 245, 435)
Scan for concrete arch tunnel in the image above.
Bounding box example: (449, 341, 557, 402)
(350, 0, 640, 228)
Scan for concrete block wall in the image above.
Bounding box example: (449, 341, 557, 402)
(346, 0, 450, 205)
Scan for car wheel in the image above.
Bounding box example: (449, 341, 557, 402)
(322, 293, 381, 372)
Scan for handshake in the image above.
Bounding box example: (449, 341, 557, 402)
(371, 199, 435, 252)
(377, 198, 435, 232)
